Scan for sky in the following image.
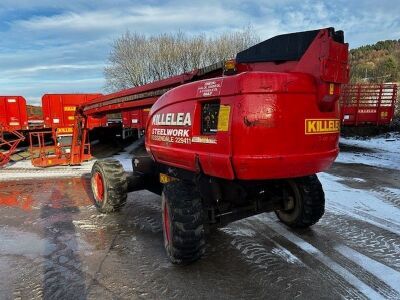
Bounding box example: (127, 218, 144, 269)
(0, 0, 399, 105)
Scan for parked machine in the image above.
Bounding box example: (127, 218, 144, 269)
(29, 94, 107, 167)
(340, 83, 397, 126)
(73, 27, 349, 264)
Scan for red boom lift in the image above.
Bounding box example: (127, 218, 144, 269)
(45, 28, 349, 264)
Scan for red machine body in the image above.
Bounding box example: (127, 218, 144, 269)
(42, 94, 106, 131)
(340, 84, 397, 126)
(85, 27, 350, 265)
(146, 28, 349, 180)
(0, 96, 29, 131)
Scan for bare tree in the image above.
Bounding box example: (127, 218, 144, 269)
(104, 27, 259, 91)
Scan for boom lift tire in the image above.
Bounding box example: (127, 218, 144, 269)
(161, 181, 205, 264)
(91, 159, 128, 213)
(275, 175, 325, 228)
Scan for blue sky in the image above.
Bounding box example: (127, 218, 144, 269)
(0, 0, 399, 105)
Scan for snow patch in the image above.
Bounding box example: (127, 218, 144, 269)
(338, 133, 400, 170)
(271, 246, 303, 265)
(319, 172, 400, 228)
(335, 244, 400, 294)
(258, 216, 385, 300)
(0, 140, 141, 181)
(221, 227, 256, 237)
(0, 227, 56, 258)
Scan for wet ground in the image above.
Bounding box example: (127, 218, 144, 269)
(0, 161, 399, 300)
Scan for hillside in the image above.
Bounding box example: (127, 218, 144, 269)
(26, 105, 42, 117)
(350, 40, 400, 83)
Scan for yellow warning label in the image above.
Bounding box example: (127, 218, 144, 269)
(329, 83, 335, 95)
(160, 173, 177, 184)
(217, 105, 231, 131)
(64, 106, 76, 112)
(68, 116, 75, 120)
(56, 127, 73, 134)
(305, 119, 340, 134)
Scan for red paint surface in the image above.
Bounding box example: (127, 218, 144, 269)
(121, 108, 150, 129)
(0, 96, 29, 131)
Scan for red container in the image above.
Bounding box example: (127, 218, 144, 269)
(0, 96, 29, 131)
(42, 94, 106, 130)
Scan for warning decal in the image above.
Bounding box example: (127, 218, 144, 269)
(64, 106, 76, 112)
(358, 109, 376, 114)
(56, 127, 73, 134)
(192, 136, 217, 144)
(217, 105, 231, 131)
(197, 79, 223, 97)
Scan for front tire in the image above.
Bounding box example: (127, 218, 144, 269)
(91, 159, 128, 213)
(162, 181, 205, 264)
(275, 175, 325, 228)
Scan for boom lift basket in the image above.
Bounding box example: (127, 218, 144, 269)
(29, 128, 91, 167)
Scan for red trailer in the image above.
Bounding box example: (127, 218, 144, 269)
(0, 96, 29, 131)
(42, 94, 107, 131)
(340, 84, 397, 126)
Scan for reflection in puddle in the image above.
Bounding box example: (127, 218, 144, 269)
(0, 177, 93, 211)
(0, 177, 94, 299)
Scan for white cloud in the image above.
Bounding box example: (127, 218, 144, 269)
(0, 0, 399, 105)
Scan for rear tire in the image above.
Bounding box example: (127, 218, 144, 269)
(91, 159, 128, 213)
(162, 181, 205, 264)
(275, 175, 325, 228)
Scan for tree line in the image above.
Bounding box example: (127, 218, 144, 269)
(350, 40, 400, 83)
(104, 27, 259, 91)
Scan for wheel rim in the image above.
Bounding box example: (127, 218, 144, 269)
(162, 197, 171, 245)
(277, 180, 302, 223)
(92, 172, 104, 202)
